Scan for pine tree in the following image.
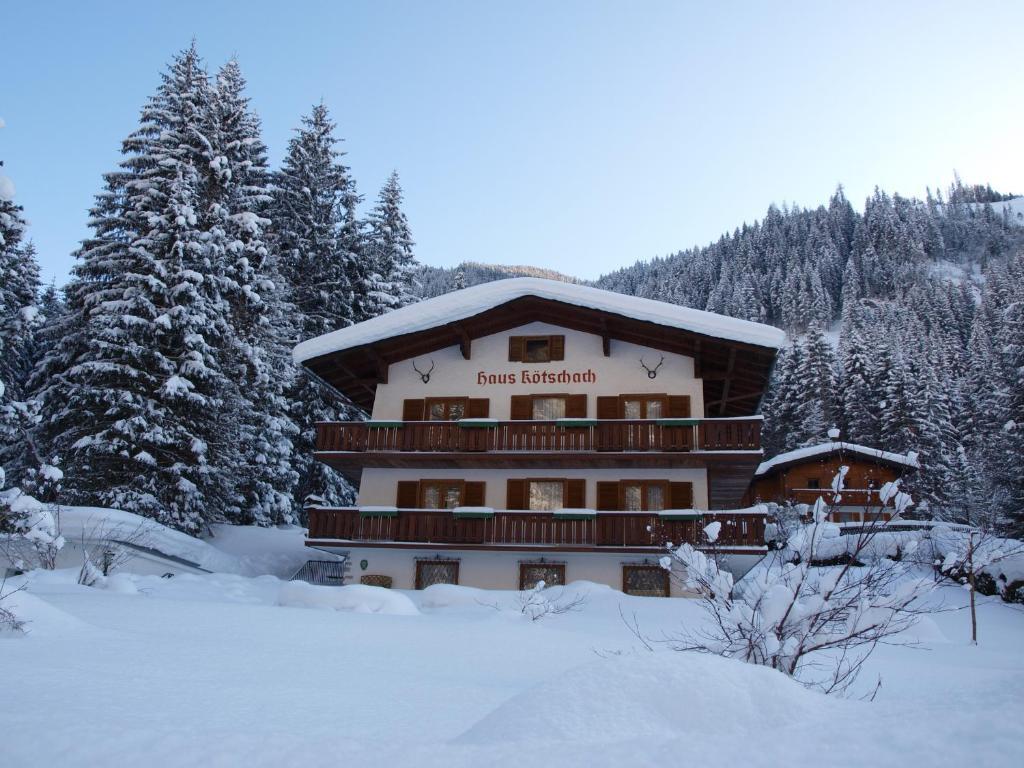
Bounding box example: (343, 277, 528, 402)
(32, 44, 242, 533)
(269, 103, 358, 511)
(362, 171, 418, 315)
(0, 194, 40, 399)
(205, 59, 298, 525)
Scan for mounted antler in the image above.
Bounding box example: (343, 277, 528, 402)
(640, 355, 664, 379)
(412, 359, 435, 384)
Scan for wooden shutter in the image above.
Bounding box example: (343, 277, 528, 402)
(467, 398, 490, 418)
(402, 399, 425, 421)
(596, 396, 619, 420)
(566, 479, 586, 509)
(670, 482, 693, 509)
(508, 336, 525, 362)
(549, 335, 565, 361)
(596, 481, 619, 511)
(565, 394, 587, 418)
(506, 479, 527, 510)
(667, 396, 691, 418)
(396, 481, 419, 508)
(510, 395, 532, 420)
(463, 481, 486, 507)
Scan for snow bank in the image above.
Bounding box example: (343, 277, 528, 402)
(206, 523, 333, 578)
(53, 506, 241, 574)
(458, 651, 836, 744)
(277, 581, 419, 615)
(415, 583, 490, 609)
(0, 582, 89, 637)
(293, 277, 786, 364)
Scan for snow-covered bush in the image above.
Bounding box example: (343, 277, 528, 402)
(517, 581, 587, 621)
(664, 470, 934, 695)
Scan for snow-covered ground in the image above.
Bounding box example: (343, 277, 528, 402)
(2, 533, 1022, 767)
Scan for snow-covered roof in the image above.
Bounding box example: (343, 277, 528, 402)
(755, 442, 920, 476)
(293, 277, 786, 364)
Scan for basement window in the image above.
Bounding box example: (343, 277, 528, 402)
(622, 565, 670, 597)
(519, 562, 566, 591)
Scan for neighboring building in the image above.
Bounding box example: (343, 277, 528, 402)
(293, 278, 784, 596)
(744, 441, 920, 522)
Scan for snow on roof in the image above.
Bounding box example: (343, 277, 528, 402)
(293, 277, 786, 364)
(755, 442, 921, 476)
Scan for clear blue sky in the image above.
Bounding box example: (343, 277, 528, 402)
(2, 1, 1021, 285)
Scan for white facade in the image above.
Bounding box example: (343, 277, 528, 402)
(370, 321, 704, 420)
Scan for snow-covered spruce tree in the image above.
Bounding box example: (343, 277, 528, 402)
(0, 187, 40, 401)
(362, 171, 418, 316)
(269, 103, 358, 511)
(204, 59, 298, 525)
(32, 45, 244, 533)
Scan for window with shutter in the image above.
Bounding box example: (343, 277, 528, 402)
(396, 481, 419, 508)
(596, 397, 619, 420)
(619, 480, 669, 511)
(669, 481, 694, 509)
(425, 397, 468, 421)
(596, 481, 619, 511)
(463, 481, 486, 507)
(508, 335, 565, 363)
(667, 396, 691, 418)
(566, 479, 586, 508)
(402, 399, 425, 421)
(466, 398, 490, 418)
(620, 394, 667, 419)
(420, 480, 464, 509)
(565, 394, 587, 418)
(528, 480, 564, 511)
(506, 479, 527, 510)
(510, 395, 533, 421)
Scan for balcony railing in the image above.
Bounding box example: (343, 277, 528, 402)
(315, 418, 761, 454)
(307, 507, 766, 550)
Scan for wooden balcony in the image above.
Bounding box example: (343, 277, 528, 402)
(315, 418, 762, 455)
(306, 506, 767, 554)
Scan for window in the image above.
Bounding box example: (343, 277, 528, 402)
(806, 478, 821, 489)
(509, 335, 565, 362)
(420, 480, 463, 510)
(620, 481, 668, 512)
(528, 481, 564, 511)
(621, 395, 665, 420)
(415, 559, 459, 589)
(532, 396, 567, 420)
(622, 565, 670, 597)
(510, 394, 586, 421)
(519, 563, 566, 591)
(525, 338, 552, 362)
(425, 397, 467, 421)
(596, 395, 690, 420)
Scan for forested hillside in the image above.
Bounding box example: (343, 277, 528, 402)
(421, 185, 1024, 534)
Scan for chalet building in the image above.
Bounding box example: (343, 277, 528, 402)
(744, 440, 920, 522)
(293, 278, 785, 596)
